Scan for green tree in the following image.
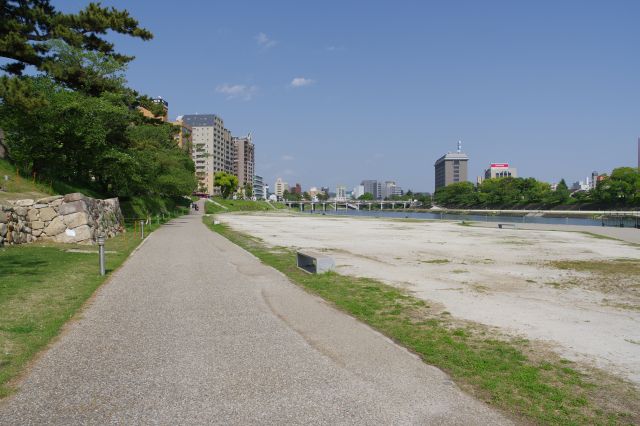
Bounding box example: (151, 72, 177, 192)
(594, 167, 640, 206)
(214, 171, 238, 199)
(434, 182, 477, 207)
(358, 192, 374, 200)
(244, 183, 253, 198)
(0, 1, 152, 95)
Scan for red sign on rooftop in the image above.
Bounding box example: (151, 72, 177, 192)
(490, 163, 509, 168)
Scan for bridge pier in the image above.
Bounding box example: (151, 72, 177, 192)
(368, 203, 372, 211)
(323, 203, 326, 212)
(334, 202, 337, 211)
(300, 203, 304, 212)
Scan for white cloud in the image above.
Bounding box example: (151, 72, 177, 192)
(290, 77, 315, 88)
(256, 32, 277, 48)
(281, 155, 295, 161)
(215, 84, 258, 101)
(325, 45, 345, 52)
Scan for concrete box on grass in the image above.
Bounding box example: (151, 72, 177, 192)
(296, 251, 335, 274)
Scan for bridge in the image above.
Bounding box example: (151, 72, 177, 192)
(284, 200, 417, 211)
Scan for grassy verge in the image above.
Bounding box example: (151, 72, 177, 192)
(0, 212, 180, 397)
(204, 216, 639, 425)
(204, 197, 287, 214)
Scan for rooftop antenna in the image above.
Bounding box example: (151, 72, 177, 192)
(457, 140, 462, 153)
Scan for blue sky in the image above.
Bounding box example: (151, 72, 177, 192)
(54, 0, 639, 192)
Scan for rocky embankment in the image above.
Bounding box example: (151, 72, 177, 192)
(0, 192, 123, 246)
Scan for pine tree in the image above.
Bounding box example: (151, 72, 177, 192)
(0, 1, 152, 95)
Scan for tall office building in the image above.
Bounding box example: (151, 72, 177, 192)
(361, 180, 379, 199)
(182, 114, 233, 195)
(434, 141, 469, 190)
(335, 185, 347, 201)
(232, 134, 255, 189)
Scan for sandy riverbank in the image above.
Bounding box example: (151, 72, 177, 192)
(219, 213, 640, 385)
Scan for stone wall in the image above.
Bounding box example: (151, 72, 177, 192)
(0, 193, 124, 246)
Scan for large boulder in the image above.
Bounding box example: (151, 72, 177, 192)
(36, 195, 63, 204)
(43, 216, 66, 237)
(54, 225, 92, 243)
(39, 207, 57, 221)
(31, 220, 44, 230)
(27, 208, 39, 221)
(63, 193, 87, 203)
(58, 200, 87, 216)
(14, 199, 34, 207)
(63, 212, 90, 229)
(14, 206, 27, 217)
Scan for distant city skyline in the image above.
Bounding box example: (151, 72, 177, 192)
(52, 0, 640, 191)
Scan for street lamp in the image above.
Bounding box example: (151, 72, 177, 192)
(97, 234, 106, 276)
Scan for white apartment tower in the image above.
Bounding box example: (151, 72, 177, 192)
(182, 114, 233, 195)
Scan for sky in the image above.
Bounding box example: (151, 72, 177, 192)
(53, 0, 640, 192)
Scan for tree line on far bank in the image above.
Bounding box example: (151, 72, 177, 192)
(434, 167, 640, 209)
(0, 1, 196, 215)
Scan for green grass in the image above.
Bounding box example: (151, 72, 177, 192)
(205, 217, 639, 425)
(0, 159, 53, 202)
(204, 197, 287, 214)
(0, 213, 179, 397)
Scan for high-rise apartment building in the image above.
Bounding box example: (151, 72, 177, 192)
(335, 185, 347, 201)
(253, 175, 266, 199)
(275, 178, 288, 198)
(171, 117, 192, 154)
(232, 134, 255, 189)
(182, 114, 233, 195)
(434, 142, 469, 190)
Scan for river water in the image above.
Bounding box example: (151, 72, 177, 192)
(305, 208, 640, 228)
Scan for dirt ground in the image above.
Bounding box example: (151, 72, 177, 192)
(219, 213, 640, 386)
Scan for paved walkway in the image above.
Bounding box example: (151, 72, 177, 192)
(0, 208, 509, 425)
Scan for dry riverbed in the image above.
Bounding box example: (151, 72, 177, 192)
(219, 213, 640, 386)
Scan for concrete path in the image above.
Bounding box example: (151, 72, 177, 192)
(0, 209, 509, 425)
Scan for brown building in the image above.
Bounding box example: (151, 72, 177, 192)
(171, 118, 192, 154)
(232, 135, 255, 189)
(434, 142, 469, 190)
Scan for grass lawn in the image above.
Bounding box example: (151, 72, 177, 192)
(0, 215, 177, 397)
(204, 197, 287, 214)
(205, 216, 639, 425)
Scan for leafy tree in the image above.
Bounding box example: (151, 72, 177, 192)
(244, 183, 253, 198)
(302, 191, 311, 201)
(594, 167, 640, 206)
(0, 76, 196, 198)
(358, 192, 374, 200)
(214, 171, 238, 199)
(434, 182, 477, 207)
(316, 191, 329, 201)
(0, 1, 152, 95)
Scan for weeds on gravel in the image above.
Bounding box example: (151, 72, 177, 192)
(0, 214, 179, 397)
(205, 217, 640, 426)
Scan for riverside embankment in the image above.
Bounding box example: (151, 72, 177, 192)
(219, 213, 640, 386)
